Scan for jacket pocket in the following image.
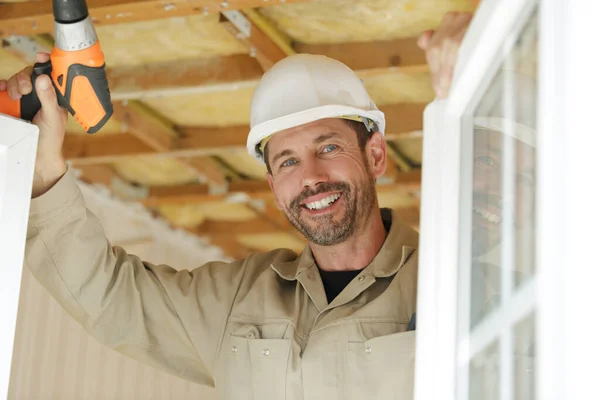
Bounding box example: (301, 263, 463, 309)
(347, 330, 416, 400)
(225, 334, 291, 400)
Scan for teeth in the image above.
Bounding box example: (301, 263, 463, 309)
(305, 194, 341, 210)
(473, 206, 501, 224)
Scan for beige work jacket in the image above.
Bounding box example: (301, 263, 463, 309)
(25, 168, 420, 400)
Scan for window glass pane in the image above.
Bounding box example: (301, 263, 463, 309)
(469, 341, 499, 400)
(469, 10, 538, 329)
(514, 313, 536, 400)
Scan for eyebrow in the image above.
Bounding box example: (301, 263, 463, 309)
(271, 149, 294, 167)
(314, 132, 339, 144)
(271, 132, 341, 166)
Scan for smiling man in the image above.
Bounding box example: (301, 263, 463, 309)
(5, 11, 473, 400)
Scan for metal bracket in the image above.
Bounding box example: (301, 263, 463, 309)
(221, 10, 252, 38)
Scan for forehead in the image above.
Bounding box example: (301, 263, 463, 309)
(266, 118, 355, 150)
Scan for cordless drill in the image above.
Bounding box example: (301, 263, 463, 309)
(0, 0, 113, 133)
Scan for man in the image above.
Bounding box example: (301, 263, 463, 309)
(2, 12, 472, 400)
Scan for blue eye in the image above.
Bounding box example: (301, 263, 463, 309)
(323, 144, 338, 153)
(281, 159, 297, 167)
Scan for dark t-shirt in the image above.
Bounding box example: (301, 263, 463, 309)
(317, 209, 393, 303)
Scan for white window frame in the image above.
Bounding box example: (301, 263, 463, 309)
(0, 114, 39, 399)
(415, 0, 600, 399)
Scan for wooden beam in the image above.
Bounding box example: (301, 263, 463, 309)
(194, 218, 280, 235)
(295, 37, 427, 71)
(249, 201, 292, 231)
(220, 9, 291, 71)
(205, 234, 253, 260)
(64, 103, 426, 164)
(142, 179, 272, 207)
(386, 143, 413, 172)
(111, 101, 237, 187)
(63, 133, 154, 160)
(0, 0, 310, 38)
(73, 164, 118, 187)
(107, 54, 264, 101)
(175, 125, 250, 150)
(184, 156, 228, 188)
(380, 103, 426, 136)
(111, 101, 176, 152)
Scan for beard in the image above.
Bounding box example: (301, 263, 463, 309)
(283, 177, 377, 246)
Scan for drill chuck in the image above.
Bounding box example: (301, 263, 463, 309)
(54, 16, 98, 51)
(53, 0, 89, 24)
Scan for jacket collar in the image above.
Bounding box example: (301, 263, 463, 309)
(270, 208, 418, 281)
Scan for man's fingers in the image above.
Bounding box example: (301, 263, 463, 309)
(36, 52, 50, 64)
(0, 80, 7, 92)
(17, 68, 33, 95)
(418, 30, 434, 50)
(421, 11, 473, 98)
(7, 76, 22, 100)
(7, 66, 33, 100)
(35, 74, 62, 124)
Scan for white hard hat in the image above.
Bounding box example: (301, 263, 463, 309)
(247, 54, 386, 163)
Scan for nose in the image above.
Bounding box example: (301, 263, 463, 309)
(301, 158, 329, 188)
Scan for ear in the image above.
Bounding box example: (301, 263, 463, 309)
(266, 172, 284, 210)
(365, 131, 387, 179)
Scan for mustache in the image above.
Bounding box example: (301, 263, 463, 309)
(290, 182, 350, 209)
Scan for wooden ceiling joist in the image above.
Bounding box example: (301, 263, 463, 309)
(205, 234, 253, 260)
(0, 0, 311, 38)
(112, 101, 234, 188)
(184, 157, 229, 188)
(64, 103, 426, 164)
(111, 101, 176, 152)
(142, 179, 272, 207)
(107, 54, 264, 101)
(194, 218, 281, 235)
(295, 37, 427, 72)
